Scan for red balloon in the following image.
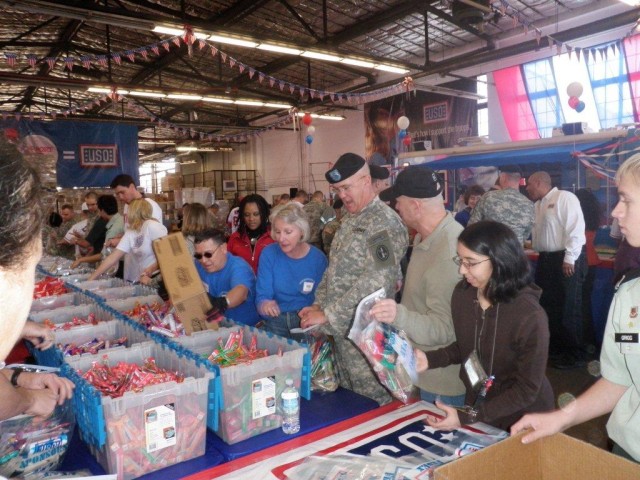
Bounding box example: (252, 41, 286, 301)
(568, 96, 579, 109)
(302, 113, 312, 126)
(403, 136, 412, 146)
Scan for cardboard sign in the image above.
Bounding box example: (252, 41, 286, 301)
(152, 233, 216, 335)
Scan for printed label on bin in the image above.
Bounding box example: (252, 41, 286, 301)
(144, 403, 177, 453)
(251, 376, 276, 420)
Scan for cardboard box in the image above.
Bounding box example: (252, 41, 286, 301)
(161, 173, 182, 191)
(433, 432, 640, 480)
(152, 232, 215, 334)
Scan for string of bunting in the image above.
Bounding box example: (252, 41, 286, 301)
(2, 26, 414, 106)
(440, 0, 637, 62)
(573, 130, 640, 180)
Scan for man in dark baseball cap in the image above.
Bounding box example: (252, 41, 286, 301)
(370, 164, 391, 195)
(379, 166, 443, 202)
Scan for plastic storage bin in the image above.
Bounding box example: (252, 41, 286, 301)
(30, 291, 93, 313)
(60, 342, 215, 480)
(31, 318, 152, 367)
(172, 324, 311, 444)
(29, 303, 113, 328)
(70, 278, 126, 294)
(104, 294, 164, 316)
(89, 284, 157, 302)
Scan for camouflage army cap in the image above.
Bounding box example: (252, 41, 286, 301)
(370, 164, 390, 180)
(325, 153, 366, 184)
(380, 166, 442, 201)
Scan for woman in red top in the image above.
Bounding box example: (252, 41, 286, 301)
(227, 194, 275, 273)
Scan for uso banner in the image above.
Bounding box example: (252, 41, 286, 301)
(0, 119, 138, 188)
(365, 90, 477, 166)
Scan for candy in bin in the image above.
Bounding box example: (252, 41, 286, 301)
(0, 401, 75, 479)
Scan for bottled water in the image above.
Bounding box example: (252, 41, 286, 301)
(281, 378, 300, 434)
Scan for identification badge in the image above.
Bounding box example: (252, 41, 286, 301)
(302, 280, 314, 294)
(367, 231, 395, 271)
(464, 351, 488, 391)
(616, 332, 640, 355)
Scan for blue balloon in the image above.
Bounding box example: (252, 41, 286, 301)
(398, 129, 407, 139)
(575, 101, 586, 113)
(305, 135, 313, 144)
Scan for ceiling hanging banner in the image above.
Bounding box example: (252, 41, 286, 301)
(0, 120, 139, 188)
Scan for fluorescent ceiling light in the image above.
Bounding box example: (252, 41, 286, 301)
(87, 87, 129, 94)
(234, 100, 264, 106)
(153, 26, 183, 36)
(341, 58, 375, 68)
(128, 90, 167, 98)
(139, 140, 176, 145)
(176, 146, 198, 152)
(167, 94, 203, 100)
(375, 64, 410, 74)
(257, 43, 302, 55)
(301, 51, 342, 62)
(618, 0, 640, 4)
(264, 102, 291, 109)
(297, 112, 345, 121)
(209, 35, 259, 48)
(202, 97, 234, 104)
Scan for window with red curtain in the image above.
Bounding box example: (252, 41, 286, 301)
(623, 35, 640, 122)
(493, 65, 540, 141)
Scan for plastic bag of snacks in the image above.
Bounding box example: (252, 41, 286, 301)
(0, 401, 75, 478)
(348, 288, 418, 403)
(291, 325, 339, 392)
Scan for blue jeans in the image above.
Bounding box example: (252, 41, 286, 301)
(263, 311, 301, 339)
(420, 390, 466, 407)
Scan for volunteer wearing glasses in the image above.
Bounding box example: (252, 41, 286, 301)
(194, 228, 259, 326)
(415, 221, 554, 431)
(299, 153, 408, 405)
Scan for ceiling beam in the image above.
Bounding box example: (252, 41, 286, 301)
(423, 4, 493, 44)
(210, 0, 272, 27)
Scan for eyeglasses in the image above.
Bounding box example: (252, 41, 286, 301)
(194, 243, 222, 260)
(330, 176, 365, 195)
(452, 256, 490, 269)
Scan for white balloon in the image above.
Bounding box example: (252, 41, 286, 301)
(307, 126, 316, 134)
(397, 116, 410, 130)
(566, 82, 583, 98)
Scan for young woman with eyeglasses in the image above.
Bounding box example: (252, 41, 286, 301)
(415, 220, 554, 431)
(227, 194, 275, 274)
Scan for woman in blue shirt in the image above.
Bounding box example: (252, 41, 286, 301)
(256, 203, 328, 338)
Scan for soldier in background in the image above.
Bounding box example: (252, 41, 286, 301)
(468, 165, 534, 246)
(304, 191, 335, 251)
(55, 204, 80, 260)
(299, 153, 408, 405)
(321, 198, 342, 257)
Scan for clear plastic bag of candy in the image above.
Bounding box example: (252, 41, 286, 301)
(0, 401, 75, 479)
(291, 325, 339, 392)
(348, 288, 418, 403)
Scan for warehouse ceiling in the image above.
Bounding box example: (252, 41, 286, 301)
(0, 0, 637, 159)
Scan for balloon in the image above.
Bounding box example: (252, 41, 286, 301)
(302, 113, 312, 126)
(402, 136, 411, 146)
(566, 82, 583, 98)
(307, 125, 316, 134)
(305, 135, 313, 144)
(397, 116, 410, 130)
(398, 129, 407, 139)
(568, 96, 579, 109)
(575, 101, 586, 113)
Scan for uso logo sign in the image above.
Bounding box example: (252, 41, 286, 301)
(79, 144, 118, 167)
(423, 101, 450, 124)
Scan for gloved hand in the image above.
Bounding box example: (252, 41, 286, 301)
(206, 295, 229, 323)
(157, 280, 170, 301)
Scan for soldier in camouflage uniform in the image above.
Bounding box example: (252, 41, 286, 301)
(321, 200, 342, 257)
(53, 204, 80, 260)
(303, 191, 335, 251)
(299, 153, 408, 405)
(468, 166, 534, 245)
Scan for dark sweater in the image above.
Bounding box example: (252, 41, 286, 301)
(426, 282, 554, 430)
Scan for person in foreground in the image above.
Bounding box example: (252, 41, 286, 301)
(512, 153, 640, 462)
(0, 138, 74, 420)
(256, 203, 327, 338)
(416, 221, 554, 431)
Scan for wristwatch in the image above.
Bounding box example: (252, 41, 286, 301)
(10, 367, 24, 387)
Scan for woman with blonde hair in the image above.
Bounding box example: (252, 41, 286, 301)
(256, 203, 327, 337)
(88, 198, 167, 283)
(182, 202, 215, 255)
